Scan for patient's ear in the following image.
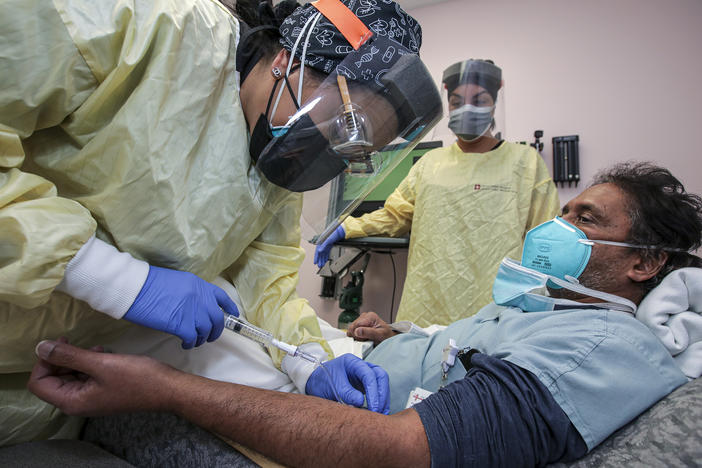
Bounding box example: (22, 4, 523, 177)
(627, 251, 668, 283)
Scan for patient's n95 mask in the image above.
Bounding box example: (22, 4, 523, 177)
(521, 216, 667, 289)
(521, 217, 592, 287)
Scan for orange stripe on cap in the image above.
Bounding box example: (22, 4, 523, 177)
(311, 0, 373, 50)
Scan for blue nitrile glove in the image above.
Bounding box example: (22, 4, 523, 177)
(305, 353, 390, 414)
(314, 225, 346, 268)
(124, 266, 238, 349)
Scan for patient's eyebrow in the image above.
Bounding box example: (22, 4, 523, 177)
(562, 201, 607, 220)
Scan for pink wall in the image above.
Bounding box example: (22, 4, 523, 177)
(299, 0, 702, 327)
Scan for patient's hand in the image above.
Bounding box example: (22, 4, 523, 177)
(347, 312, 397, 346)
(28, 338, 178, 417)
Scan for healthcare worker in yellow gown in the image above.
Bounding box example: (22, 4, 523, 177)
(315, 59, 560, 327)
(0, 0, 441, 444)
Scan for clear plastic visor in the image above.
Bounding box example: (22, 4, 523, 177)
(432, 63, 505, 144)
(295, 56, 443, 243)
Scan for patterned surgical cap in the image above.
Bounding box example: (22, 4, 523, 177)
(279, 0, 422, 81)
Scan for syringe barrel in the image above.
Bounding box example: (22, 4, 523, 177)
(223, 314, 273, 347)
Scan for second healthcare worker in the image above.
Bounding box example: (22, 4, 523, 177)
(316, 59, 559, 327)
(0, 0, 441, 444)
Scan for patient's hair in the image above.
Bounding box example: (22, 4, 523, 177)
(591, 161, 702, 293)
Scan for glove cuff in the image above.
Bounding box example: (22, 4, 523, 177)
(281, 342, 327, 393)
(55, 236, 149, 319)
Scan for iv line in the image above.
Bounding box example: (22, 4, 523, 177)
(223, 314, 346, 404)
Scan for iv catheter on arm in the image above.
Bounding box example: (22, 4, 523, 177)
(223, 314, 318, 364)
(222, 313, 349, 406)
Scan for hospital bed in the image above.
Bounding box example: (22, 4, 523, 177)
(2, 268, 701, 467)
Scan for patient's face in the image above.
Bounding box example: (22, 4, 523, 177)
(554, 183, 639, 298)
(560, 183, 632, 244)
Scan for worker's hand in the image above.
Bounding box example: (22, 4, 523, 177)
(347, 312, 397, 346)
(28, 338, 176, 417)
(124, 266, 238, 349)
(313, 225, 346, 268)
(305, 354, 389, 414)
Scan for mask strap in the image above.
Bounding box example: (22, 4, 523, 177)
(547, 274, 637, 313)
(268, 64, 302, 124)
(298, 12, 323, 101)
(271, 12, 318, 120)
(264, 79, 282, 120)
(283, 72, 301, 111)
(501, 258, 637, 314)
(578, 238, 688, 252)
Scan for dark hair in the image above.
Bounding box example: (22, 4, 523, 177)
(220, 0, 299, 61)
(222, 0, 327, 87)
(591, 161, 702, 292)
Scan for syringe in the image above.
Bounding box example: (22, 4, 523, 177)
(224, 313, 348, 406)
(223, 314, 318, 364)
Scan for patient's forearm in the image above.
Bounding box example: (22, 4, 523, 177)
(169, 372, 430, 468)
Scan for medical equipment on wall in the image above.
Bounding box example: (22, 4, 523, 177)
(317, 237, 407, 324)
(223, 314, 318, 364)
(531, 130, 544, 152)
(337, 253, 371, 329)
(552, 135, 580, 187)
(518, 130, 544, 152)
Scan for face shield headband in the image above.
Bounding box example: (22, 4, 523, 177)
(442, 59, 502, 141)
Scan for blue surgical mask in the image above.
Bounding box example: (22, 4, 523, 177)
(271, 126, 288, 138)
(492, 257, 637, 314)
(448, 104, 493, 141)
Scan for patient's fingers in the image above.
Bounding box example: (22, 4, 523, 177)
(347, 312, 386, 339)
(34, 340, 103, 376)
(351, 325, 395, 346)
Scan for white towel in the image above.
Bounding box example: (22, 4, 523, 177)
(636, 267, 702, 378)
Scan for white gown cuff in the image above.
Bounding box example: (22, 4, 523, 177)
(281, 342, 327, 393)
(55, 236, 149, 319)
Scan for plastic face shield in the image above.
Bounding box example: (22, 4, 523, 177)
(431, 59, 506, 143)
(256, 46, 442, 196)
(291, 49, 442, 244)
